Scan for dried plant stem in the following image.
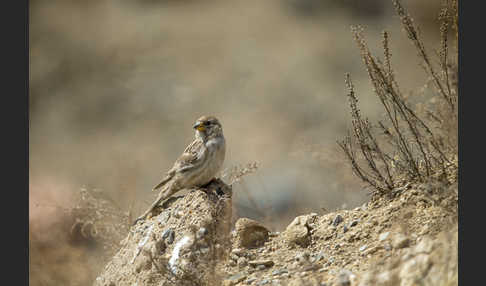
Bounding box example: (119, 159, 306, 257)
(339, 0, 458, 195)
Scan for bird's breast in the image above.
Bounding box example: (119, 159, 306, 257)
(198, 137, 225, 183)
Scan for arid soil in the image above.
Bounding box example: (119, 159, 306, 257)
(93, 178, 458, 286)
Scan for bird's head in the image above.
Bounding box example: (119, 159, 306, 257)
(193, 115, 223, 140)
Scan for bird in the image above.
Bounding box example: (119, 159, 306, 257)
(133, 115, 226, 225)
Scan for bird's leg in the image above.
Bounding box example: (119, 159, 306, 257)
(132, 185, 178, 225)
(199, 178, 217, 193)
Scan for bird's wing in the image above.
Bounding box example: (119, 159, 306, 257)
(152, 174, 173, 190)
(153, 139, 204, 190)
(173, 139, 205, 173)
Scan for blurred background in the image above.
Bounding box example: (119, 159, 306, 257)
(29, 0, 444, 284)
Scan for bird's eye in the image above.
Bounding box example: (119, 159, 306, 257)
(204, 121, 211, 126)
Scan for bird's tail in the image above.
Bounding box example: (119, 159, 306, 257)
(152, 175, 172, 191)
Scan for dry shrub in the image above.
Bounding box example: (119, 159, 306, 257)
(30, 187, 130, 286)
(220, 162, 267, 220)
(220, 161, 259, 186)
(338, 0, 458, 196)
(68, 187, 131, 251)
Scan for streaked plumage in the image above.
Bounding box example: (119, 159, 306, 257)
(134, 115, 226, 224)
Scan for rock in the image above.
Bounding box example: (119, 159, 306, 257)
(295, 252, 310, 264)
(378, 232, 390, 241)
(287, 277, 320, 286)
(237, 256, 248, 267)
(399, 254, 432, 286)
(350, 220, 359, 227)
(358, 269, 400, 286)
(359, 245, 367, 252)
(311, 251, 325, 263)
(233, 218, 270, 249)
(363, 245, 382, 256)
(283, 214, 317, 247)
(272, 268, 289, 276)
(93, 179, 233, 286)
(303, 264, 320, 272)
(162, 228, 175, 244)
(403, 211, 414, 219)
(231, 248, 245, 257)
(284, 222, 310, 247)
(414, 237, 434, 254)
(249, 260, 274, 268)
(223, 273, 247, 286)
(197, 227, 208, 240)
(256, 265, 267, 271)
(257, 278, 270, 285)
(332, 215, 344, 226)
(376, 270, 399, 285)
(335, 269, 355, 286)
(343, 225, 349, 233)
(269, 232, 280, 237)
(392, 233, 410, 249)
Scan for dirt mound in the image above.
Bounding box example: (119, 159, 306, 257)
(220, 180, 458, 286)
(93, 179, 457, 286)
(93, 179, 233, 286)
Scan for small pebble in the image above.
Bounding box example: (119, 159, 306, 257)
(196, 227, 208, 239)
(256, 265, 266, 271)
(162, 229, 175, 244)
(392, 234, 410, 249)
(231, 248, 245, 257)
(295, 252, 310, 264)
(269, 232, 280, 237)
(257, 278, 270, 285)
(237, 256, 248, 267)
(350, 220, 359, 227)
(226, 273, 246, 284)
(336, 269, 354, 286)
(304, 264, 320, 272)
(379, 232, 390, 241)
(313, 251, 326, 262)
(332, 215, 344, 226)
(249, 260, 275, 267)
(200, 247, 209, 254)
(359, 245, 367, 252)
(173, 209, 182, 218)
(272, 269, 288, 276)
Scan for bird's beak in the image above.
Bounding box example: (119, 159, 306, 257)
(193, 121, 205, 131)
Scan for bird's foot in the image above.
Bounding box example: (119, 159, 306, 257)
(132, 216, 145, 226)
(132, 211, 153, 226)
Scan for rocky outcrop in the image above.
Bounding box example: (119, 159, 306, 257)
(93, 179, 232, 286)
(93, 179, 458, 286)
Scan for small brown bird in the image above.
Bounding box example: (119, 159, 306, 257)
(134, 115, 226, 224)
